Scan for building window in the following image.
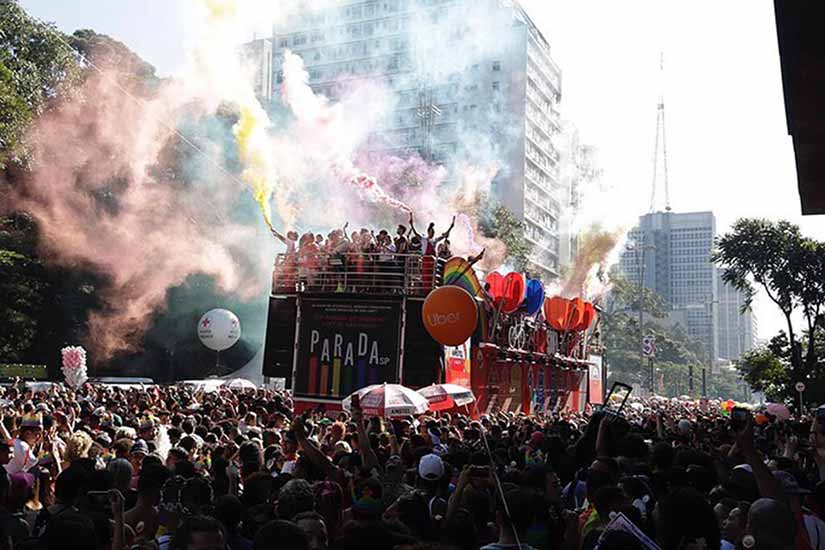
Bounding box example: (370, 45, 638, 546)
(492, 81, 500, 91)
(293, 34, 307, 46)
(278, 38, 288, 48)
(493, 61, 501, 71)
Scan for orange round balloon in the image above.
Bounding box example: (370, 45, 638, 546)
(423, 286, 479, 346)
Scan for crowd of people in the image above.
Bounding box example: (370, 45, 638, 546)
(271, 214, 461, 293)
(0, 379, 821, 550)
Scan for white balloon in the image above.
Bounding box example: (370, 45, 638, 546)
(197, 309, 241, 351)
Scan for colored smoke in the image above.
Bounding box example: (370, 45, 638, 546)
(4, 67, 269, 360)
(559, 225, 620, 301)
(4, 0, 615, 361)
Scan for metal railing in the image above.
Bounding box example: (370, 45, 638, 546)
(272, 252, 445, 296)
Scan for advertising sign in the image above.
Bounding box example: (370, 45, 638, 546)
(589, 355, 604, 405)
(0, 364, 48, 380)
(295, 299, 401, 399)
(444, 339, 471, 388)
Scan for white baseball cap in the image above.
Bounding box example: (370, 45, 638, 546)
(418, 453, 444, 481)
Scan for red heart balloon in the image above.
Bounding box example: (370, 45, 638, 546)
(485, 271, 506, 304)
(501, 272, 526, 314)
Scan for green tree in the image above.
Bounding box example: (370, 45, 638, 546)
(479, 205, 531, 272)
(736, 347, 790, 403)
(713, 219, 825, 392)
(0, 0, 80, 165)
(737, 329, 825, 404)
(601, 272, 721, 397)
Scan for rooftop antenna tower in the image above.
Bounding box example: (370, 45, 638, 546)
(417, 82, 441, 161)
(649, 52, 671, 213)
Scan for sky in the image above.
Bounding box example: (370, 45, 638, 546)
(19, 0, 825, 340)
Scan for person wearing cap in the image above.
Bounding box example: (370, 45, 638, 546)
(415, 453, 449, 524)
(129, 438, 149, 488)
(773, 470, 825, 550)
(6, 413, 43, 475)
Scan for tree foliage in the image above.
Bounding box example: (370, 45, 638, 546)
(713, 219, 825, 397)
(600, 272, 742, 398)
(0, 0, 81, 165)
(479, 204, 531, 272)
(737, 329, 825, 405)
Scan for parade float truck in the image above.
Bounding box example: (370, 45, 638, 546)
(262, 252, 604, 415)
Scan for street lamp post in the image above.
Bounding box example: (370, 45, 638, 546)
(705, 295, 719, 398)
(627, 240, 656, 396)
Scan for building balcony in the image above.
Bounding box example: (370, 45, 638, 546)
(525, 149, 558, 183)
(525, 192, 560, 219)
(524, 163, 559, 194)
(525, 107, 555, 140)
(526, 46, 561, 94)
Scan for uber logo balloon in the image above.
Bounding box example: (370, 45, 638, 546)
(197, 309, 241, 351)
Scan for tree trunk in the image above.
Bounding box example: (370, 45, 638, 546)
(785, 312, 804, 412)
(805, 328, 818, 371)
(786, 312, 801, 371)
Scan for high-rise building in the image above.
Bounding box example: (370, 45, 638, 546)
(619, 210, 755, 364)
(241, 38, 274, 100)
(718, 282, 756, 361)
(245, 0, 565, 281)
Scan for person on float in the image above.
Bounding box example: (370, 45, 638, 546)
(410, 213, 455, 291)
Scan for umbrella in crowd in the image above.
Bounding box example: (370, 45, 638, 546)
(766, 402, 791, 421)
(222, 378, 257, 391)
(343, 383, 430, 417)
(417, 384, 475, 411)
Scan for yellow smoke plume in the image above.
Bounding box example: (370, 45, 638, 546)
(233, 104, 275, 229)
(201, 0, 284, 230)
(561, 224, 621, 298)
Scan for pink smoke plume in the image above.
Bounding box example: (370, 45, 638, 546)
(279, 56, 507, 265)
(279, 50, 432, 222)
(2, 69, 268, 361)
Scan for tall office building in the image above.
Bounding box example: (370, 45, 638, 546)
(718, 283, 756, 361)
(246, 0, 565, 280)
(241, 38, 274, 100)
(618, 210, 755, 363)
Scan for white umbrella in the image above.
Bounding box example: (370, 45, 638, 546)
(342, 383, 430, 417)
(417, 384, 476, 411)
(222, 378, 257, 391)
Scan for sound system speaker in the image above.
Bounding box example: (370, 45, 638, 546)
(402, 299, 442, 388)
(262, 296, 297, 386)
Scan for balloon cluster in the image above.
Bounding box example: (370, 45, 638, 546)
(61, 346, 88, 389)
(484, 272, 597, 331)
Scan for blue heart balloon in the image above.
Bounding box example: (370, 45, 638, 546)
(524, 278, 545, 316)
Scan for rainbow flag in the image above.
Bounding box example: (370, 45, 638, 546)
(443, 257, 482, 296)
